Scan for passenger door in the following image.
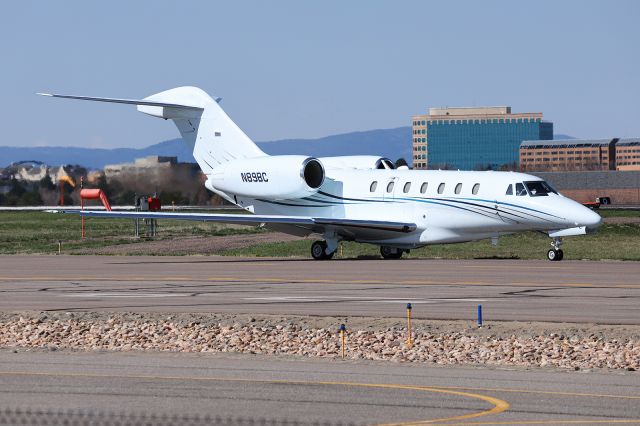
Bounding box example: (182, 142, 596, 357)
(496, 183, 524, 224)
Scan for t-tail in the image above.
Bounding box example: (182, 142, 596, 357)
(38, 87, 267, 175)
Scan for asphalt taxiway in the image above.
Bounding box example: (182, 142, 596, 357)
(1, 255, 639, 324)
(1, 351, 638, 424)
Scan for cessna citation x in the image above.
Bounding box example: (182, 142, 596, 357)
(40, 87, 602, 261)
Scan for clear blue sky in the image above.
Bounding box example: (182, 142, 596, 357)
(2, 0, 638, 148)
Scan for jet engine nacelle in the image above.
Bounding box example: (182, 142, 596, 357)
(318, 156, 395, 170)
(207, 155, 325, 200)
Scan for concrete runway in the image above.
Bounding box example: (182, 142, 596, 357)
(1, 255, 639, 324)
(0, 351, 638, 425)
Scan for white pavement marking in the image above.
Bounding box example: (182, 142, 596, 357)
(243, 296, 487, 303)
(364, 298, 486, 303)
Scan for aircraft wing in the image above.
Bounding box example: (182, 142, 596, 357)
(49, 210, 416, 235)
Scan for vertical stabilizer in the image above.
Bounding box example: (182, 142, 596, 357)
(137, 87, 266, 174)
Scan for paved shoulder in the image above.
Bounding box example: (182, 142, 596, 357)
(0, 351, 638, 424)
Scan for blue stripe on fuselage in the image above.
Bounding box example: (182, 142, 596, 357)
(260, 191, 561, 222)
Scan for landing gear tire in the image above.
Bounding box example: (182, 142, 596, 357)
(547, 249, 564, 261)
(311, 240, 334, 260)
(380, 246, 403, 259)
(548, 237, 564, 261)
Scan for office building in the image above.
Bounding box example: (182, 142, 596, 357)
(520, 137, 640, 171)
(615, 138, 640, 171)
(412, 106, 553, 170)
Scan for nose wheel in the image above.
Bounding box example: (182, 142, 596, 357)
(547, 237, 564, 261)
(547, 248, 564, 261)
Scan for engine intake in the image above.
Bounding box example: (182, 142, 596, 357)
(301, 158, 324, 188)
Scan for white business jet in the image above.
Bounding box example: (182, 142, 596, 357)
(40, 87, 602, 261)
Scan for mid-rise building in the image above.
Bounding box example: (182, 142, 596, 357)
(615, 138, 640, 171)
(520, 139, 615, 171)
(412, 106, 553, 170)
(520, 137, 640, 171)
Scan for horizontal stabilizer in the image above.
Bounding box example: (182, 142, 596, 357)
(38, 86, 263, 173)
(37, 93, 204, 111)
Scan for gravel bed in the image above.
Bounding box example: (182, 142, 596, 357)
(1, 312, 638, 371)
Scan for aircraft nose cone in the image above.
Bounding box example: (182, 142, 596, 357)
(576, 207, 603, 229)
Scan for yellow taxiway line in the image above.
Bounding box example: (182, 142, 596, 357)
(2, 370, 638, 424)
(447, 420, 640, 425)
(0, 370, 507, 425)
(432, 385, 640, 401)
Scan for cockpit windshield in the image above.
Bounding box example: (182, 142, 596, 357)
(524, 181, 558, 197)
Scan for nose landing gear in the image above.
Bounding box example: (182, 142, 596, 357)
(547, 237, 564, 261)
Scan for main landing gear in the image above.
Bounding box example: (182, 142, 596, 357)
(310, 241, 407, 260)
(380, 246, 404, 259)
(547, 237, 564, 261)
(311, 240, 335, 260)
(311, 231, 340, 260)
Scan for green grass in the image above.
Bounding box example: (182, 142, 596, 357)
(0, 211, 264, 255)
(221, 223, 640, 261)
(0, 210, 638, 260)
(598, 208, 640, 218)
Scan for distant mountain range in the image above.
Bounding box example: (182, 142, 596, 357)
(0, 127, 413, 169)
(0, 128, 573, 169)
(553, 134, 575, 140)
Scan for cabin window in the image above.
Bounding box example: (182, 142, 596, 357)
(420, 182, 428, 194)
(403, 182, 411, 193)
(515, 182, 527, 196)
(472, 183, 480, 195)
(454, 183, 462, 194)
(370, 181, 378, 192)
(386, 181, 395, 193)
(505, 184, 513, 195)
(437, 183, 445, 194)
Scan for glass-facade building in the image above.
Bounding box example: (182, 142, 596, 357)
(412, 106, 553, 170)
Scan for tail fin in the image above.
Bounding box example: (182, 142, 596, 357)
(138, 87, 265, 174)
(39, 86, 267, 175)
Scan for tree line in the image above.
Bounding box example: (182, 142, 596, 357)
(0, 167, 227, 207)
